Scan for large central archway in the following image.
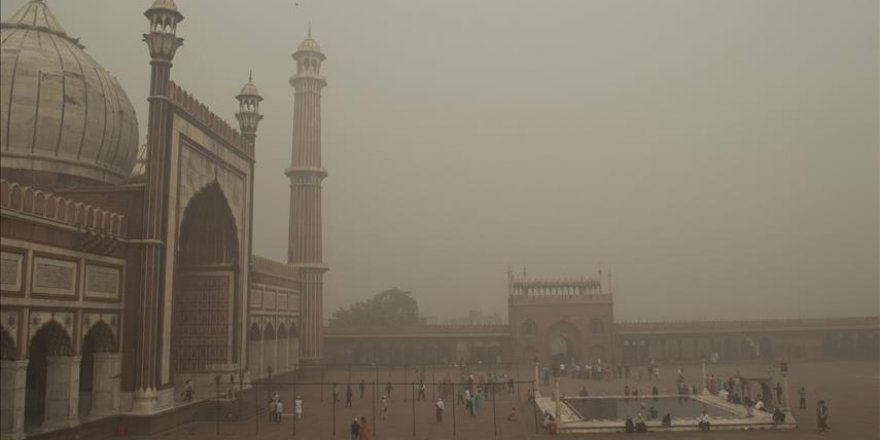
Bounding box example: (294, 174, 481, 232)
(546, 321, 581, 364)
(171, 183, 240, 379)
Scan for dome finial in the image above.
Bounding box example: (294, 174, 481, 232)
(249, 70, 253, 83)
(308, 22, 312, 38)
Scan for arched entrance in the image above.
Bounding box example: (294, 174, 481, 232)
(248, 323, 262, 380)
(0, 326, 15, 360)
(263, 324, 276, 378)
(546, 321, 580, 364)
(277, 324, 288, 374)
(25, 321, 72, 430)
(78, 321, 117, 416)
(171, 183, 239, 379)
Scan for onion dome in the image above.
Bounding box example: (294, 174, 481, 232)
(0, 0, 140, 185)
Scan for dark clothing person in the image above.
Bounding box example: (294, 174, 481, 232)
(345, 387, 353, 408)
(350, 419, 360, 440)
(817, 401, 831, 433)
(661, 413, 672, 427)
(775, 383, 783, 404)
(798, 387, 807, 410)
(624, 417, 635, 433)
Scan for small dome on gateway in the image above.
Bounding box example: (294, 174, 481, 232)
(297, 37, 322, 54)
(150, 0, 180, 13)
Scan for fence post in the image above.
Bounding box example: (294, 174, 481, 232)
(452, 380, 457, 437)
(411, 381, 416, 437)
(254, 381, 259, 436)
(216, 376, 221, 436)
(332, 383, 337, 436)
(532, 380, 538, 435)
(292, 381, 297, 436)
(492, 381, 497, 437)
(372, 381, 377, 437)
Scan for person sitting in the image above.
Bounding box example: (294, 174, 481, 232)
(772, 407, 786, 423)
(697, 410, 711, 431)
(542, 410, 555, 429)
(579, 386, 589, 397)
(624, 417, 635, 433)
(507, 407, 519, 422)
(754, 399, 766, 412)
(661, 413, 672, 427)
(635, 413, 647, 432)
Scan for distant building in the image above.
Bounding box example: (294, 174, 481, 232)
(445, 310, 503, 326)
(325, 269, 879, 366)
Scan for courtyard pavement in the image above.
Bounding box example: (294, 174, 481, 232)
(154, 360, 878, 439)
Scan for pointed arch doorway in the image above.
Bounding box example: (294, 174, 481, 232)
(171, 183, 240, 388)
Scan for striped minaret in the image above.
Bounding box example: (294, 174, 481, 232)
(286, 31, 327, 365)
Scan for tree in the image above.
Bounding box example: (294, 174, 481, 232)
(329, 288, 423, 327)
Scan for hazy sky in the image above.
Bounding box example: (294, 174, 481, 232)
(4, 0, 877, 322)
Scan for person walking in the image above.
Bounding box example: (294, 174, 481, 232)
(775, 383, 783, 405)
(385, 382, 394, 400)
(359, 416, 371, 440)
(346, 385, 354, 408)
(268, 398, 277, 424)
(350, 417, 360, 440)
(418, 382, 427, 401)
(183, 379, 194, 402)
(276, 398, 284, 424)
(817, 400, 831, 433)
(435, 397, 445, 423)
(798, 387, 807, 410)
(294, 396, 303, 419)
(381, 395, 388, 420)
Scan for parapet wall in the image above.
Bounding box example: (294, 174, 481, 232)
(166, 81, 246, 156)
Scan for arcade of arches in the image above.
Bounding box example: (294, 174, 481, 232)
(0, 318, 121, 435)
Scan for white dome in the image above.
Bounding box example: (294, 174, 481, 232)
(0, 0, 139, 184)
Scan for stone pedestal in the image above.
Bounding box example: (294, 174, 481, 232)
(44, 356, 80, 429)
(131, 387, 158, 414)
(0, 360, 28, 440)
(90, 353, 120, 416)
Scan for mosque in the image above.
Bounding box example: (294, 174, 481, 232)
(0, 1, 325, 437)
(1, 1, 878, 439)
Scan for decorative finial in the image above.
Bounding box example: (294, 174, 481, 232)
(249, 70, 253, 83)
(308, 22, 312, 38)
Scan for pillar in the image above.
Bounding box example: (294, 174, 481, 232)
(44, 356, 81, 428)
(0, 360, 27, 440)
(90, 353, 121, 416)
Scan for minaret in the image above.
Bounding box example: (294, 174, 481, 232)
(236, 74, 262, 375)
(136, 0, 183, 413)
(235, 73, 263, 153)
(287, 31, 328, 365)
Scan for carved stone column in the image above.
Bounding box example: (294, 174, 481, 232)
(0, 360, 27, 440)
(90, 353, 121, 416)
(44, 356, 81, 428)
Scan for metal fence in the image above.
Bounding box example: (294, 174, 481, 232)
(207, 363, 545, 437)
